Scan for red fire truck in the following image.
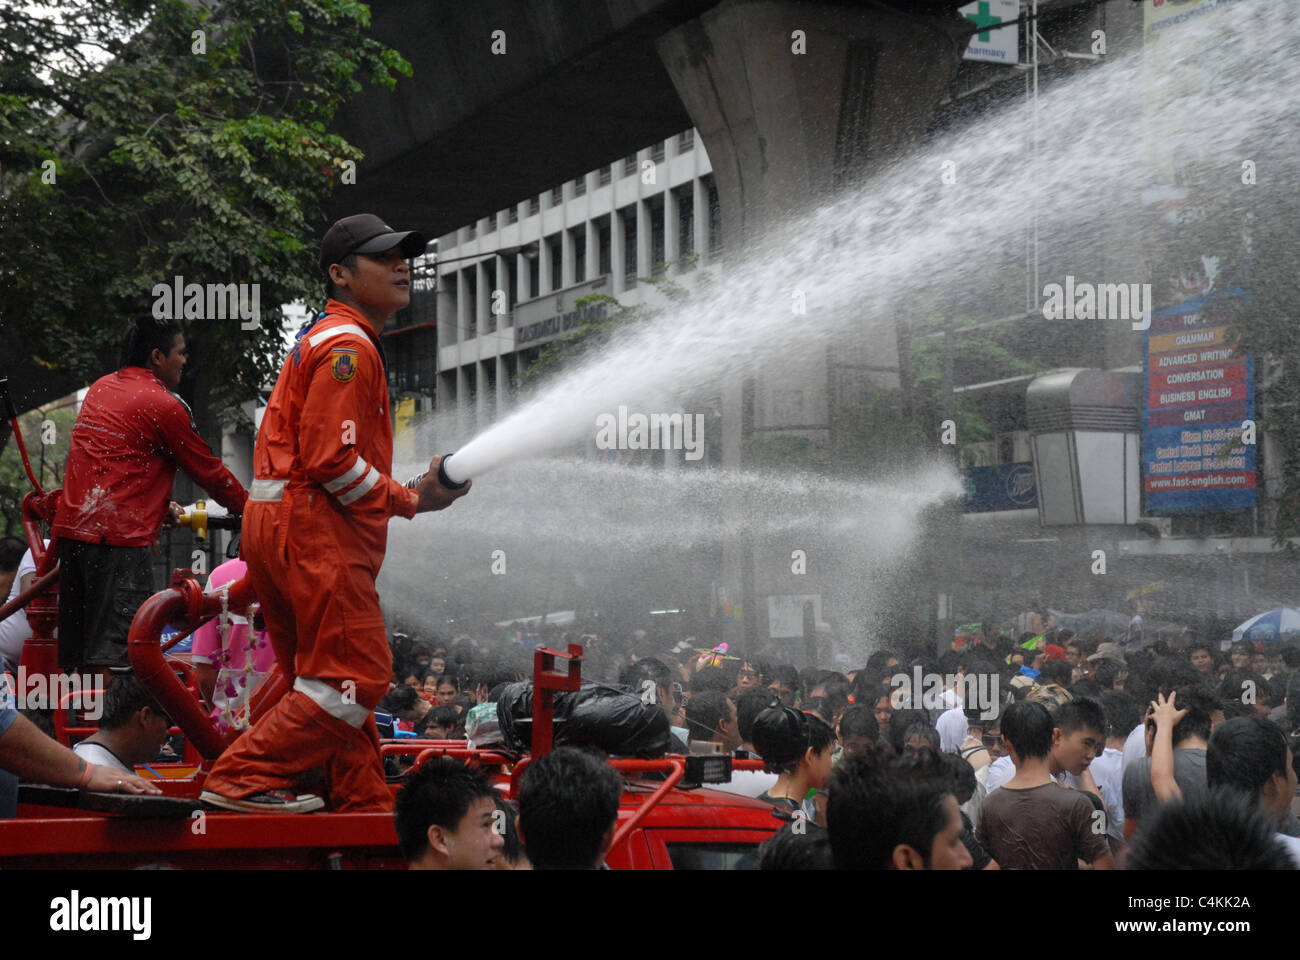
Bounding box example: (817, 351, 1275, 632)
(0, 384, 784, 868)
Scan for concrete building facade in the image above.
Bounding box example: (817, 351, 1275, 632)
(432, 128, 722, 444)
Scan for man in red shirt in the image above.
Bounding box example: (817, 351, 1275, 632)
(52, 318, 248, 675)
(200, 214, 469, 813)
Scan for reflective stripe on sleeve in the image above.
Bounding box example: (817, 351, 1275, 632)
(323, 457, 369, 493)
(335, 466, 380, 506)
(307, 323, 371, 348)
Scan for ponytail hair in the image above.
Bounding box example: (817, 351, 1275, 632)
(120, 316, 183, 369)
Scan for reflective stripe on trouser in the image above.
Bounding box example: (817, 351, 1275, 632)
(238, 497, 391, 702)
(203, 689, 390, 812)
(206, 496, 393, 810)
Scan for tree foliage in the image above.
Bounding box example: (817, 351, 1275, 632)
(0, 0, 410, 430)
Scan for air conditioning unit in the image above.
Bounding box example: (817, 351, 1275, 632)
(1027, 369, 1142, 526)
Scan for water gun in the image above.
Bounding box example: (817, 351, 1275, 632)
(694, 642, 739, 669)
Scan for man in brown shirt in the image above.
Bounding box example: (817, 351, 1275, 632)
(977, 700, 1113, 870)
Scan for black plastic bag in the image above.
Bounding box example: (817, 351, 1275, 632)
(496, 681, 670, 757)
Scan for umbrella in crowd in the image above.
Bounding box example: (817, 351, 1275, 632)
(1230, 608, 1300, 646)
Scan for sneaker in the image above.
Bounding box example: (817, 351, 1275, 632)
(199, 788, 325, 813)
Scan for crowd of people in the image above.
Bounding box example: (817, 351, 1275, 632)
(372, 615, 1300, 870)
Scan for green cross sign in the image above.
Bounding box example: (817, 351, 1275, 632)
(965, 1, 1002, 42)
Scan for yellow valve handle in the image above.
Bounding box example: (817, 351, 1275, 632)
(177, 500, 210, 541)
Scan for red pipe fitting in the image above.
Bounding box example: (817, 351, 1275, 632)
(128, 574, 263, 760)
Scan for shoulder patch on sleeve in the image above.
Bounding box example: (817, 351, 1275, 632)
(330, 348, 359, 382)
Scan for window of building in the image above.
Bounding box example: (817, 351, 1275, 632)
(529, 196, 540, 216)
(550, 185, 563, 206)
(649, 196, 665, 276)
(623, 153, 638, 177)
(676, 185, 695, 270)
(386, 323, 437, 399)
(650, 140, 664, 164)
(572, 227, 587, 284)
(505, 258, 518, 321)
(548, 234, 562, 292)
(705, 175, 722, 255)
(463, 268, 477, 339)
(507, 205, 519, 224)
(528, 254, 539, 300)
(485, 214, 497, 234)
(677, 129, 694, 153)
(506, 353, 520, 392)
(484, 260, 497, 334)
(440, 271, 459, 345)
(621, 206, 637, 288)
(464, 222, 476, 241)
(574, 174, 586, 197)
(518, 347, 541, 384)
(598, 219, 611, 276)
(598, 164, 611, 186)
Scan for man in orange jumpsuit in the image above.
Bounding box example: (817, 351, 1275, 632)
(201, 214, 469, 813)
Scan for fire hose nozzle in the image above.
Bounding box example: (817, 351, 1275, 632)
(436, 453, 469, 491)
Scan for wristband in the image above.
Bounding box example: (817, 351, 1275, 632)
(78, 761, 96, 789)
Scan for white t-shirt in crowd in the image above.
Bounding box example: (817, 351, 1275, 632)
(1089, 746, 1126, 841)
(961, 764, 989, 833)
(72, 741, 134, 774)
(0, 544, 51, 672)
(986, 755, 1014, 794)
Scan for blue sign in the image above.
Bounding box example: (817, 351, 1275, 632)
(1142, 293, 1256, 514)
(160, 624, 192, 654)
(961, 462, 1037, 513)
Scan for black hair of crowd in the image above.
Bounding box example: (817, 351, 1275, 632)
(1052, 697, 1105, 738)
(1126, 787, 1296, 870)
(1000, 700, 1053, 760)
(735, 687, 778, 744)
(99, 675, 167, 731)
(1099, 690, 1140, 741)
(393, 756, 497, 862)
(0, 537, 26, 572)
(1206, 715, 1290, 797)
(827, 750, 954, 870)
(517, 746, 622, 870)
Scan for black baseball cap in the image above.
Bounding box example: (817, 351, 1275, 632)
(319, 213, 427, 280)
